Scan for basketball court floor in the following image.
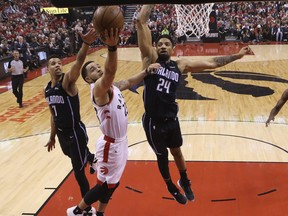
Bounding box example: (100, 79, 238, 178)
(1, 42, 288, 216)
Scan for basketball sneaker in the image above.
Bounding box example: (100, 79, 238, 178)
(67, 206, 96, 216)
(83, 206, 96, 216)
(167, 184, 187, 205)
(178, 179, 195, 201)
(66, 206, 83, 216)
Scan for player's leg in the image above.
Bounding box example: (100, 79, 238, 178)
(168, 118, 195, 201)
(67, 183, 104, 216)
(142, 115, 187, 204)
(61, 129, 95, 215)
(97, 182, 120, 216)
(70, 124, 91, 197)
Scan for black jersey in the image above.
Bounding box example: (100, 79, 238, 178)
(45, 74, 81, 129)
(143, 59, 181, 119)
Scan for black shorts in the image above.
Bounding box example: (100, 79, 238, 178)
(56, 121, 89, 171)
(142, 114, 183, 153)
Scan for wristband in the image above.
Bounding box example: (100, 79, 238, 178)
(108, 45, 117, 52)
(83, 41, 91, 46)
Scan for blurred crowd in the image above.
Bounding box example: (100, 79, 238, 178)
(0, 0, 102, 70)
(1, 1, 288, 65)
(215, 2, 288, 42)
(129, 2, 288, 44)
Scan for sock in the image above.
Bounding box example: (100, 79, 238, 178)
(180, 169, 188, 181)
(165, 179, 178, 193)
(73, 206, 83, 214)
(84, 206, 91, 212)
(97, 212, 104, 216)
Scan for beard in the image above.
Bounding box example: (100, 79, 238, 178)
(158, 53, 170, 62)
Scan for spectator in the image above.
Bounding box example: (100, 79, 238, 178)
(14, 36, 28, 62)
(161, 26, 169, 35)
(276, 23, 283, 42)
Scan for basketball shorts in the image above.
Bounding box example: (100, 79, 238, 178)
(56, 121, 89, 171)
(142, 114, 183, 153)
(95, 135, 128, 188)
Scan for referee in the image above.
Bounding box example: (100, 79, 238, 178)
(8, 50, 29, 108)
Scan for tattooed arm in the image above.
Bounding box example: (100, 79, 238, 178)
(177, 46, 251, 73)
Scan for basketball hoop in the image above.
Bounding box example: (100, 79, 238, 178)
(175, 3, 214, 38)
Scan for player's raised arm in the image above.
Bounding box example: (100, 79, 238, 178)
(136, 4, 158, 67)
(63, 28, 97, 95)
(93, 28, 119, 102)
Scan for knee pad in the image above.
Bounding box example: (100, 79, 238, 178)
(84, 183, 104, 205)
(99, 182, 120, 204)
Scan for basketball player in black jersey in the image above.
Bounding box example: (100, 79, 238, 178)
(136, 5, 251, 205)
(44, 28, 98, 215)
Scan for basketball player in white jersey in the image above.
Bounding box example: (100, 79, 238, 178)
(67, 28, 159, 216)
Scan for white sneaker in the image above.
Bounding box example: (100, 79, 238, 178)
(67, 206, 83, 216)
(83, 206, 96, 216)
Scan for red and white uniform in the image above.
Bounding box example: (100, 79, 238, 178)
(90, 84, 128, 188)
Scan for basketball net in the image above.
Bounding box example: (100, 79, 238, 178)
(174, 3, 214, 38)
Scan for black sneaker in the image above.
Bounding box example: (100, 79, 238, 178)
(178, 179, 195, 201)
(167, 185, 187, 205)
(171, 190, 188, 205)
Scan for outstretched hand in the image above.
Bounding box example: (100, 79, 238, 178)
(265, 116, 274, 127)
(238, 46, 252, 56)
(79, 28, 98, 45)
(45, 138, 56, 152)
(100, 28, 120, 47)
(146, 63, 161, 74)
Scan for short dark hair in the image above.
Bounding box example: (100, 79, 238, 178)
(47, 54, 61, 66)
(81, 61, 94, 83)
(156, 34, 175, 47)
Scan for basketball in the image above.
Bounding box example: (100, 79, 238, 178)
(93, 6, 124, 34)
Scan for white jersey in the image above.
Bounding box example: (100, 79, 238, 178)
(90, 84, 128, 139)
(90, 84, 128, 186)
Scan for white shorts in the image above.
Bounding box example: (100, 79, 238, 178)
(95, 135, 128, 188)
